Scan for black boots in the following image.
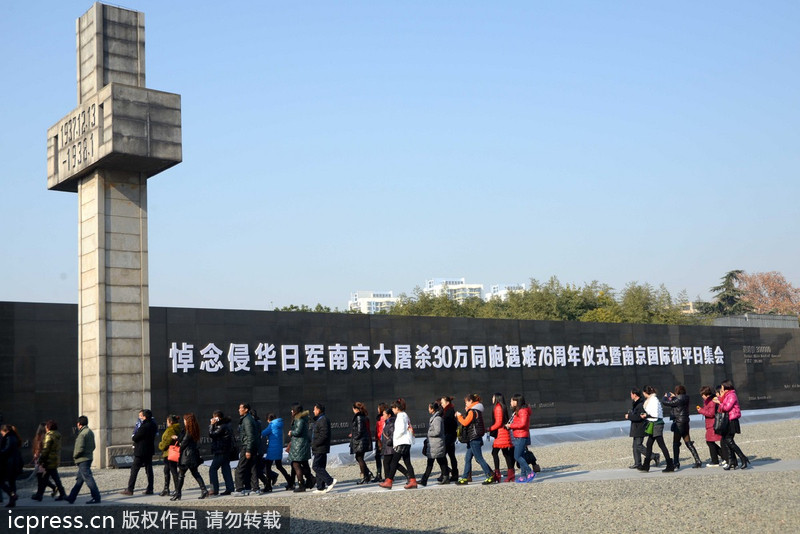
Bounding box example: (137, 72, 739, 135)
(662, 458, 675, 473)
(687, 441, 702, 468)
(171, 477, 184, 500)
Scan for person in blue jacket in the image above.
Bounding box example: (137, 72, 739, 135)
(261, 413, 292, 489)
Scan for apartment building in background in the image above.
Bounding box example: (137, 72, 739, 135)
(485, 283, 527, 301)
(348, 290, 398, 314)
(423, 277, 484, 303)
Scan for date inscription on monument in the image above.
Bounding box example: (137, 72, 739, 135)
(47, 92, 106, 190)
(57, 101, 99, 174)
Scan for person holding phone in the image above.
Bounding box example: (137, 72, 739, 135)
(661, 385, 702, 469)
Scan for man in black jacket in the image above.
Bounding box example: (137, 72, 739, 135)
(625, 389, 658, 469)
(121, 409, 158, 495)
(311, 403, 335, 493)
(233, 403, 258, 496)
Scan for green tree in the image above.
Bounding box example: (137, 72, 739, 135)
(579, 288, 623, 323)
(697, 270, 753, 316)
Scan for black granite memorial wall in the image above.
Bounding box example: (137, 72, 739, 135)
(2, 301, 798, 463)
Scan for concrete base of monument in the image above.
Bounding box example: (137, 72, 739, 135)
(106, 444, 137, 468)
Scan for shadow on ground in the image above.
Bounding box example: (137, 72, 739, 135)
(750, 456, 780, 466)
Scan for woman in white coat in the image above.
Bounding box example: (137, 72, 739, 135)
(637, 385, 675, 473)
(378, 398, 417, 490)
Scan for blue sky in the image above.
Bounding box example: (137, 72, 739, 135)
(2, 1, 798, 310)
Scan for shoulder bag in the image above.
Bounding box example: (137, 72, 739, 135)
(713, 411, 729, 435)
(167, 444, 181, 463)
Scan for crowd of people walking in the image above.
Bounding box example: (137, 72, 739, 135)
(625, 380, 750, 472)
(0, 379, 753, 506)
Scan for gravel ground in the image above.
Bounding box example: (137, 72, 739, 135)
(10, 418, 800, 534)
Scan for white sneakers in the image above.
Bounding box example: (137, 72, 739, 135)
(323, 479, 337, 493)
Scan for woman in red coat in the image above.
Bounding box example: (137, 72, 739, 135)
(696, 385, 723, 466)
(488, 393, 515, 482)
(506, 394, 535, 483)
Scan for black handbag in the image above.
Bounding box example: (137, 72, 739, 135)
(713, 411, 729, 435)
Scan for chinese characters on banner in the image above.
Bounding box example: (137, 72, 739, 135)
(168, 341, 725, 374)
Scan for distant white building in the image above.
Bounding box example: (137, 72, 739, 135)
(423, 278, 483, 303)
(348, 290, 398, 314)
(485, 283, 527, 301)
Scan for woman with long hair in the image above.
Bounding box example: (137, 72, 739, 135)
(488, 393, 515, 483)
(455, 393, 493, 485)
(439, 396, 459, 482)
(350, 402, 373, 484)
(637, 386, 675, 473)
(379, 398, 417, 490)
(0, 425, 23, 508)
(31, 420, 67, 501)
(506, 393, 535, 483)
(696, 386, 723, 466)
(661, 384, 702, 469)
(713, 380, 750, 470)
(171, 413, 208, 500)
(287, 403, 313, 492)
(31, 423, 57, 498)
(419, 401, 450, 486)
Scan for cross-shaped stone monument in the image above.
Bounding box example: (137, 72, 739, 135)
(46, 2, 181, 467)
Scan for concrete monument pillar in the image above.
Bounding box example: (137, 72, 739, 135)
(46, 2, 181, 467)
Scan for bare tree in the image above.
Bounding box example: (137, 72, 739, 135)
(738, 271, 800, 315)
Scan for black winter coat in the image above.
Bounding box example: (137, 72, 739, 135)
(177, 431, 202, 468)
(132, 417, 157, 458)
(312, 414, 331, 454)
(441, 404, 457, 445)
(661, 394, 690, 423)
(253, 417, 267, 456)
(209, 418, 235, 456)
(0, 433, 23, 479)
(628, 397, 647, 438)
(381, 416, 398, 456)
(349, 413, 372, 454)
